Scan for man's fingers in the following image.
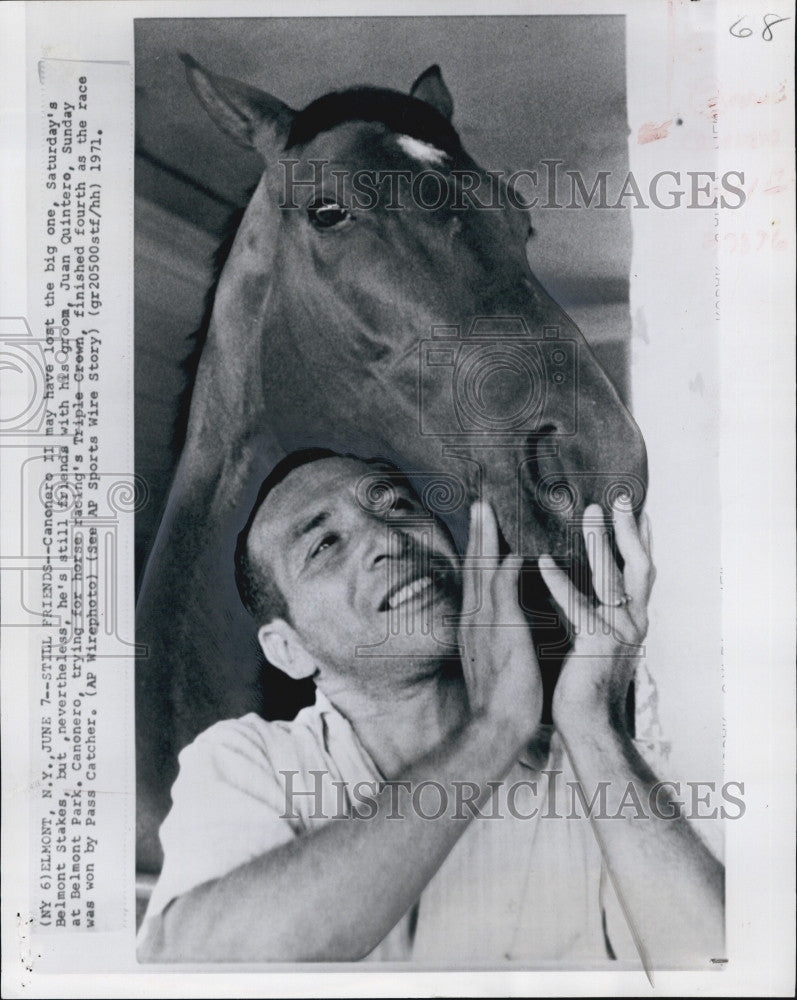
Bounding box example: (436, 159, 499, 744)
(476, 500, 500, 563)
(460, 503, 479, 616)
(463, 501, 500, 622)
(492, 554, 524, 620)
(640, 512, 653, 558)
(582, 504, 625, 606)
(612, 504, 654, 600)
(473, 501, 500, 611)
(538, 554, 589, 628)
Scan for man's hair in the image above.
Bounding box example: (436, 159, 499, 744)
(234, 448, 408, 626)
(234, 448, 339, 625)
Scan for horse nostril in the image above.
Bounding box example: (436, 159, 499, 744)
(524, 425, 559, 482)
(522, 426, 581, 518)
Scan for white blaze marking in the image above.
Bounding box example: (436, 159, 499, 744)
(396, 134, 449, 165)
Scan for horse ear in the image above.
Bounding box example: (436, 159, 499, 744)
(180, 53, 295, 154)
(409, 64, 454, 121)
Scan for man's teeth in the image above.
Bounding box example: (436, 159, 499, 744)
(387, 576, 433, 610)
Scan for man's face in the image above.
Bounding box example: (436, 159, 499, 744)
(248, 457, 462, 679)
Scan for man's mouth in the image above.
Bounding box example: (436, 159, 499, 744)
(380, 575, 435, 612)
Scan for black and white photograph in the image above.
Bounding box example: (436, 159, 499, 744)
(133, 14, 723, 969)
(1, 1, 794, 996)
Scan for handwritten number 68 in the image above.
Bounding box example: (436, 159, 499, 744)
(730, 14, 790, 40)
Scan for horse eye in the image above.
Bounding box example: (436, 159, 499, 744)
(308, 199, 352, 230)
(390, 496, 415, 514)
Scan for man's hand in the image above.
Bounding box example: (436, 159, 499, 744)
(458, 502, 543, 745)
(539, 504, 724, 964)
(539, 501, 655, 734)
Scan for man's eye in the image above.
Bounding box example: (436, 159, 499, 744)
(307, 199, 352, 230)
(311, 533, 338, 557)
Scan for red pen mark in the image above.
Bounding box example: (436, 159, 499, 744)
(637, 120, 674, 145)
(756, 81, 787, 104)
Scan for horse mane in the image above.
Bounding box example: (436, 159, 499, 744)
(286, 86, 463, 157)
(171, 199, 256, 457)
(164, 193, 319, 723)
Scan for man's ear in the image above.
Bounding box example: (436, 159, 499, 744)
(258, 619, 317, 680)
(409, 64, 454, 121)
(180, 53, 295, 157)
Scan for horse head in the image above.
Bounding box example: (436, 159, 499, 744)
(182, 55, 646, 557)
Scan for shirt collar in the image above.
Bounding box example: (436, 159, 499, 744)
(311, 684, 556, 774)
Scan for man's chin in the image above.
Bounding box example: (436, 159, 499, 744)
(360, 616, 459, 662)
(388, 621, 460, 660)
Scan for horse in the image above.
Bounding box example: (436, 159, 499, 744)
(135, 57, 647, 873)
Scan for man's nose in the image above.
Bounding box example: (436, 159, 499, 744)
(362, 523, 411, 570)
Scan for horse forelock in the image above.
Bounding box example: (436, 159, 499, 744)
(285, 87, 462, 158)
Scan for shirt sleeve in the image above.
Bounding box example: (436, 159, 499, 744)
(139, 715, 299, 936)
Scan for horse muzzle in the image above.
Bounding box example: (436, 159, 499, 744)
(474, 413, 648, 567)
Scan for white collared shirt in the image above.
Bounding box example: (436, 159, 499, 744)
(139, 689, 634, 963)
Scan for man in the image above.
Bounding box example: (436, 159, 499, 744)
(137, 450, 723, 964)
